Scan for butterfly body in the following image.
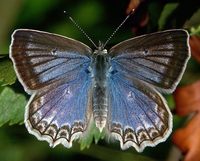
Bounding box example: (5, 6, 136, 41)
(91, 50, 110, 131)
(10, 29, 190, 152)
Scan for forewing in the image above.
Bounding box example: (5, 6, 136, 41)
(108, 73, 172, 152)
(109, 29, 190, 93)
(10, 29, 92, 93)
(25, 71, 92, 147)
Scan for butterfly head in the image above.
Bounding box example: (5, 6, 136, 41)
(94, 41, 107, 55)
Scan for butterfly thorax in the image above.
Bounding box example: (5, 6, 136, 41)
(94, 41, 107, 55)
(91, 49, 110, 132)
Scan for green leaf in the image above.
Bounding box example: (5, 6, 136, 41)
(72, 1, 103, 26)
(158, 3, 179, 30)
(0, 59, 16, 86)
(18, 0, 59, 24)
(79, 122, 105, 150)
(79, 145, 156, 161)
(190, 25, 200, 36)
(148, 2, 163, 30)
(0, 87, 27, 126)
(184, 8, 200, 29)
(0, 0, 22, 54)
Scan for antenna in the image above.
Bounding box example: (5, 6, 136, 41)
(103, 9, 135, 48)
(64, 11, 98, 48)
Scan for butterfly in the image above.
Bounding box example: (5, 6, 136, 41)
(9, 28, 190, 152)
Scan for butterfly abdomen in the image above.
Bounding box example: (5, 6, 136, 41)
(91, 53, 109, 132)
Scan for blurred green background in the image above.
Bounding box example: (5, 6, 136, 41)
(0, 0, 200, 161)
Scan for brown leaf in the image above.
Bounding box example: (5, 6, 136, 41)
(173, 81, 200, 161)
(126, 0, 149, 33)
(126, 0, 141, 14)
(190, 35, 200, 63)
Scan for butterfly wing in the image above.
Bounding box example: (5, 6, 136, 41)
(109, 29, 190, 93)
(108, 73, 172, 152)
(10, 29, 92, 92)
(107, 29, 190, 151)
(10, 29, 92, 147)
(26, 71, 92, 148)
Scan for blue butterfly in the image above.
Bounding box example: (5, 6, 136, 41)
(9, 28, 190, 152)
